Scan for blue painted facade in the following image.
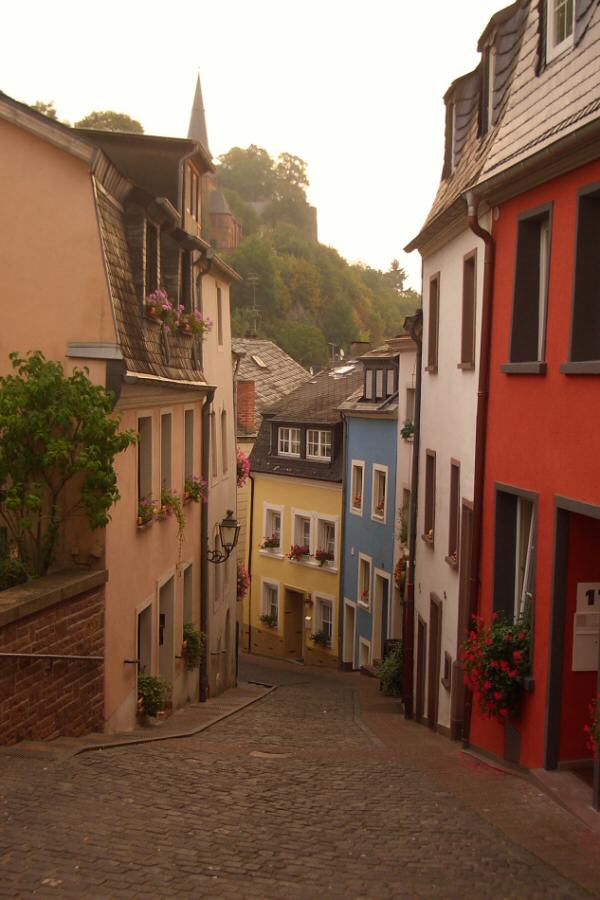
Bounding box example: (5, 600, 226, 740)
(342, 415, 397, 666)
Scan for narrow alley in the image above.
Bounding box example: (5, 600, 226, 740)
(1, 657, 599, 899)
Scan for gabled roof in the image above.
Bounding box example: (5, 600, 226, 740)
(233, 338, 310, 435)
(266, 362, 363, 425)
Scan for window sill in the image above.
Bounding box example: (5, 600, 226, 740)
(425, 366, 438, 374)
(421, 533, 434, 547)
(136, 519, 155, 531)
(401, 435, 414, 443)
(288, 557, 338, 574)
(350, 506, 364, 517)
(457, 362, 475, 371)
(560, 361, 600, 375)
(372, 512, 386, 523)
(444, 554, 458, 569)
(501, 362, 547, 375)
(358, 599, 370, 610)
(306, 456, 332, 464)
(259, 549, 284, 560)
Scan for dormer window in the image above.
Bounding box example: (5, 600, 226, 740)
(184, 163, 202, 237)
(145, 221, 159, 296)
(546, 0, 574, 63)
(278, 426, 300, 457)
(364, 365, 397, 401)
(306, 429, 332, 461)
(481, 43, 496, 135)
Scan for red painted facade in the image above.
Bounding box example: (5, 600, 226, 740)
(471, 158, 600, 769)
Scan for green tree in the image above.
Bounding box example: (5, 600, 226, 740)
(32, 100, 57, 120)
(276, 321, 329, 368)
(0, 352, 136, 577)
(217, 145, 276, 200)
(75, 110, 144, 133)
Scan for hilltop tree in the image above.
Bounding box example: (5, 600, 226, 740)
(75, 110, 144, 133)
(32, 100, 58, 120)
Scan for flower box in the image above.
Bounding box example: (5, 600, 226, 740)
(261, 535, 280, 550)
(315, 549, 334, 567)
(288, 544, 310, 561)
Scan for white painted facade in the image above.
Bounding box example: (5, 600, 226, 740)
(414, 214, 489, 731)
(392, 347, 417, 638)
(201, 273, 238, 696)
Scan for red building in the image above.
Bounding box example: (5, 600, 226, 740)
(468, 0, 600, 806)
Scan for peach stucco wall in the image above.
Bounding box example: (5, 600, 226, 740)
(0, 118, 117, 362)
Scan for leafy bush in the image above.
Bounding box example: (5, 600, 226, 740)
(182, 623, 206, 671)
(137, 674, 171, 717)
(0, 557, 28, 592)
(311, 629, 331, 647)
(377, 646, 403, 696)
(260, 613, 278, 628)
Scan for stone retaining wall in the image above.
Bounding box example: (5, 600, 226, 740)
(0, 569, 106, 745)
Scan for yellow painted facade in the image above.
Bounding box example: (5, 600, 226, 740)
(247, 472, 342, 666)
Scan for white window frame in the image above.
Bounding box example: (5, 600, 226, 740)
(313, 592, 335, 644)
(486, 45, 496, 131)
(278, 426, 301, 457)
(385, 368, 395, 397)
(350, 460, 365, 516)
(261, 503, 284, 556)
(261, 578, 280, 624)
(358, 553, 372, 609)
(514, 497, 535, 618)
(537, 218, 550, 361)
(315, 515, 338, 570)
(306, 428, 332, 462)
(291, 508, 313, 557)
(546, 0, 574, 63)
(365, 370, 374, 400)
(359, 636, 372, 668)
(371, 464, 388, 523)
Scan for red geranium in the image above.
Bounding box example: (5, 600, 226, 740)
(585, 695, 600, 755)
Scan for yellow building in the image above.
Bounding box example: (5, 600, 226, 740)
(247, 363, 362, 666)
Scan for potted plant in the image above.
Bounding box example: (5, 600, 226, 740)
(181, 623, 205, 670)
(260, 613, 278, 628)
(137, 497, 157, 528)
(460, 611, 531, 722)
(377, 644, 403, 696)
(315, 549, 334, 567)
(400, 420, 414, 440)
(236, 448, 250, 487)
(260, 534, 280, 550)
(311, 629, 331, 648)
(137, 674, 171, 719)
(145, 289, 179, 332)
(361, 588, 370, 604)
(376, 498, 385, 515)
(237, 564, 250, 602)
(183, 475, 208, 504)
(178, 309, 213, 337)
(394, 557, 407, 592)
(288, 544, 310, 561)
(353, 494, 362, 508)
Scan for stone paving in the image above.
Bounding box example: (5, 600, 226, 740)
(1, 656, 600, 898)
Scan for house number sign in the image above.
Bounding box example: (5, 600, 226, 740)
(572, 583, 600, 672)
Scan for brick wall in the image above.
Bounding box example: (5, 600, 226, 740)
(0, 570, 106, 745)
(237, 381, 256, 433)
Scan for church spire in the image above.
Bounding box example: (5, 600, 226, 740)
(187, 75, 211, 156)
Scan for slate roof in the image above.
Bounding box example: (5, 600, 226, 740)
(233, 338, 310, 435)
(405, 1, 527, 252)
(479, 0, 600, 184)
(249, 362, 363, 483)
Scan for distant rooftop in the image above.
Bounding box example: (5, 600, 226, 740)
(233, 338, 309, 436)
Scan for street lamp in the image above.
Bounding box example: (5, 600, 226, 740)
(207, 510, 240, 564)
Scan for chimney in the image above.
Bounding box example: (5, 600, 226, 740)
(350, 340, 373, 358)
(237, 381, 256, 433)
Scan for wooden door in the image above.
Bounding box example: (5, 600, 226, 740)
(427, 595, 442, 731)
(284, 590, 304, 660)
(416, 617, 426, 724)
(451, 501, 473, 740)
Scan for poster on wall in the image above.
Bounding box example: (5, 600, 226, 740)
(572, 583, 600, 672)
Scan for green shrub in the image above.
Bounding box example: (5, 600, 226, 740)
(182, 623, 206, 671)
(377, 646, 403, 696)
(0, 557, 27, 591)
(137, 674, 171, 717)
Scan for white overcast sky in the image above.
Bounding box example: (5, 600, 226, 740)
(1, 0, 504, 290)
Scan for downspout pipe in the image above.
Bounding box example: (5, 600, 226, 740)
(463, 190, 495, 744)
(246, 473, 255, 654)
(200, 385, 216, 702)
(403, 308, 423, 719)
(338, 414, 349, 669)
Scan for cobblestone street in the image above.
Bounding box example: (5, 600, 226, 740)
(1, 656, 600, 898)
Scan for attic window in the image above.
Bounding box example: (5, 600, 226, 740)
(481, 45, 496, 135)
(145, 222, 159, 296)
(251, 354, 268, 369)
(546, 0, 574, 63)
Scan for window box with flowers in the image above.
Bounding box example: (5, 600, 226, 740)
(260, 613, 278, 629)
(311, 629, 331, 648)
(237, 564, 250, 602)
(178, 309, 212, 338)
(315, 549, 334, 567)
(137, 497, 157, 529)
(400, 420, 414, 441)
(260, 535, 280, 551)
(288, 544, 310, 562)
(183, 475, 208, 504)
(460, 611, 531, 722)
(585, 694, 600, 757)
(145, 290, 178, 332)
(236, 448, 250, 488)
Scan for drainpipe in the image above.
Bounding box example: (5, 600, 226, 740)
(403, 309, 423, 719)
(246, 472, 255, 654)
(200, 385, 216, 702)
(338, 414, 349, 669)
(462, 190, 496, 745)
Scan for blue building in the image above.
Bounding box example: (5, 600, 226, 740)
(339, 337, 414, 669)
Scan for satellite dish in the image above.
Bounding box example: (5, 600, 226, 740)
(339, 348, 345, 359)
